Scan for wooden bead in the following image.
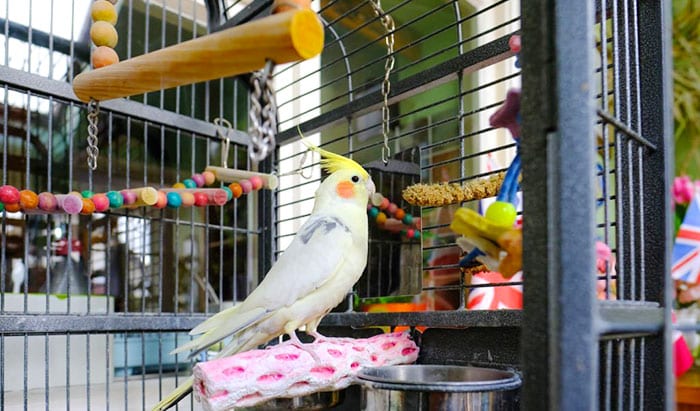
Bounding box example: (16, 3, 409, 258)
(92, 194, 110, 212)
(38, 192, 58, 211)
(19, 190, 39, 210)
(91, 0, 118, 25)
(0, 185, 20, 204)
(249, 176, 264, 190)
(90, 21, 118, 48)
(239, 179, 253, 194)
(202, 171, 216, 186)
(92, 46, 119, 68)
(229, 183, 243, 199)
(191, 173, 205, 187)
(179, 192, 195, 207)
(80, 198, 96, 215)
(154, 191, 168, 209)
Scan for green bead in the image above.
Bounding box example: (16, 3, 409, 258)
(414, 230, 421, 239)
(81, 190, 94, 199)
(0, 203, 4, 212)
(222, 186, 233, 201)
(368, 207, 379, 218)
(183, 179, 197, 189)
(402, 214, 413, 225)
(485, 201, 517, 227)
(106, 191, 124, 208)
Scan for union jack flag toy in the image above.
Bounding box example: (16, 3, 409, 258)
(672, 193, 700, 283)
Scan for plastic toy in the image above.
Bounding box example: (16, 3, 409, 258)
(449, 88, 523, 278)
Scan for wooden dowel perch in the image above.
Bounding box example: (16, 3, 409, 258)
(72, 9, 324, 102)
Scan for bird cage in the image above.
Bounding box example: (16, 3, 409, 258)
(0, 0, 677, 410)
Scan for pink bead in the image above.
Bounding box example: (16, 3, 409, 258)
(367, 203, 373, 210)
(239, 179, 253, 194)
(249, 176, 264, 190)
(387, 203, 398, 214)
(379, 197, 390, 210)
(0, 185, 20, 204)
(91, 194, 110, 212)
(38, 192, 58, 211)
(120, 190, 137, 205)
(509, 35, 521, 53)
(406, 229, 415, 239)
(191, 173, 206, 187)
(202, 171, 216, 186)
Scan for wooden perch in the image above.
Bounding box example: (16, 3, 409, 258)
(72, 9, 324, 102)
(192, 332, 419, 411)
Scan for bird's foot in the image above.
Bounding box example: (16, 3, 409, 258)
(288, 331, 322, 363)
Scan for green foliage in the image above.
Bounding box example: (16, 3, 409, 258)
(674, 0, 700, 177)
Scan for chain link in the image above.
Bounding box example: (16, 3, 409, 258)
(249, 60, 277, 163)
(369, 0, 395, 164)
(86, 99, 100, 171)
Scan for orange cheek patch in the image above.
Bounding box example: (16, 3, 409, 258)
(336, 180, 355, 199)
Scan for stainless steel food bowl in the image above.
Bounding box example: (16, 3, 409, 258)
(237, 390, 343, 411)
(358, 365, 521, 410)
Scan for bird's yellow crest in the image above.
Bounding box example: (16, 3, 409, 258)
(299, 133, 369, 179)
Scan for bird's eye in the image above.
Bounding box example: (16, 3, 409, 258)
(351, 175, 360, 183)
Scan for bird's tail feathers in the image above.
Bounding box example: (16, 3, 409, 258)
(170, 307, 268, 357)
(151, 377, 193, 411)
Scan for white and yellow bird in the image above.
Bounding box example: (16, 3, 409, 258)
(153, 141, 375, 410)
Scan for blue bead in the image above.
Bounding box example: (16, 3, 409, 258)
(106, 191, 123, 208)
(166, 192, 182, 208)
(368, 207, 379, 218)
(221, 186, 233, 201)
(183, 179, 197, 188)
(402, 214, 414, 225)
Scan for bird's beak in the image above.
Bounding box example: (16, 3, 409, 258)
(366, 177, 376, 199)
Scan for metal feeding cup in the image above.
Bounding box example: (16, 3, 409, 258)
(358, 365, 521, 411)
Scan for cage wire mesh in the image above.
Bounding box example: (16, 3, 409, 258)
(0, 0, 678, 410)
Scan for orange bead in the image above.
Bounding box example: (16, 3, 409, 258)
(92, 46, 119, 68)
(395, 208, 406, 220)
(376, 212, 387, 225)
(80, 198, 96, 215)
(202, 171, 216, 186)
(19, 190, 39, 210)
(229, 183, 243, 199)
(179, 192, 195, 207)
(4, 203, 20, 212)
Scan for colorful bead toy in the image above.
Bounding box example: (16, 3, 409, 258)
(368, 192, 421, 240)
(0, 165, 277, 216)
(90, 0, 120, 68)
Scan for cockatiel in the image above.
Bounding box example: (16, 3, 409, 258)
(153, 141, 375, 410)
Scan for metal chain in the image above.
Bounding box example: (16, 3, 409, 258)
(213, 117, 232, 168)
(369, 0, 395, 164)
(249, 60, 277, 163)
(86, 99, 100, 171)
